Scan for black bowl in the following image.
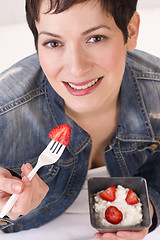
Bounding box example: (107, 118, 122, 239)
(88, 177, 152, 233)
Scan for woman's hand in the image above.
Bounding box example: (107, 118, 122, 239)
(94, 228, 149, 240)
(0, 164, 49, 220)
(0, 167, 24, 218)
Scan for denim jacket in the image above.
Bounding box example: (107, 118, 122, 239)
(0, 49, 160, 233)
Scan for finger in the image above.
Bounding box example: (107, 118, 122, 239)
(0, 190, 10, 198)
(0, 168, 24, 194)
(21, 163, 43, 187)
(21, 163, 33, 186)
(0, 167, 12, 178)
(0, 177, 23, 195)
(117, 229, 149, 239)
(95, 232, 117, 240)
(94, 233, 103, 239)
(21, 163, 33, 177)
(22, 176, 30, 186)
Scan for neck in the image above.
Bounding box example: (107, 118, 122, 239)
(65, 94, 120, 137)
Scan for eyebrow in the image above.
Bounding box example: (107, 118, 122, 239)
(38, 24, 111, 38)
(82, 25, 111, 35)
(38, 32, 62, 38)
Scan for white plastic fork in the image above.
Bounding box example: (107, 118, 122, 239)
(0, 140, 66, 218)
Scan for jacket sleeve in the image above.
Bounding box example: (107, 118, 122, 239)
(136, 152, 160, 231)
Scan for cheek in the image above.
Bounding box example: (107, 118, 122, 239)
(96, 44, 126, 73)
(38, 52, 60, 81)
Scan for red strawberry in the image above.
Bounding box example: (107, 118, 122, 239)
(48, 124, 71, 147)
(125, 189, 139, 205)
(105, 206, 123, 224)
(99, 186, 116, 202)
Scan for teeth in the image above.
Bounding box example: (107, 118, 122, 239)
(68, 78, 100, 90)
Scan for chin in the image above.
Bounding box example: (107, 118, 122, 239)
(65, 100, 101, 115)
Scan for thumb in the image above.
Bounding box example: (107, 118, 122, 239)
(0, 167, 23, 194)
(0, 177, 23, 195)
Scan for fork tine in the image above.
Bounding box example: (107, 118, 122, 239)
(49, 141, 65, 154)
(50, 141, 61, 153)
(50, 141, 60, 153)
(55, 143, 62, 153)
(50, 141, 56, 150)
(53, 142, 60, 153)
(56, 144, 66, 155)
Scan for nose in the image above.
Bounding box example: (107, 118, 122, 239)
(65, 45, 92, 78)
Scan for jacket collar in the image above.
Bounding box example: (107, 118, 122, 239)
(116, 62, 155, 142)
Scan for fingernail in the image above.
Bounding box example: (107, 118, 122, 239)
(12, 182, 23, 193)
(26, 163, 32, 169)
(22, 176, 30, 186)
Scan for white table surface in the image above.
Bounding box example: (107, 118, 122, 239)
(0, 3, 160, 240)
(0, 212, 160, 240)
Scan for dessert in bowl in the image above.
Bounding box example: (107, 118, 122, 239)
(88, 177, 152, 233)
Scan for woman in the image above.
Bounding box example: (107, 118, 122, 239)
(0, 0, 159, 239)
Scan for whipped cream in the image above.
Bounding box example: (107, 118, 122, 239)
(94, 185, 143, 227)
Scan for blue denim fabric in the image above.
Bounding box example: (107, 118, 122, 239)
(0, 50, 160, 233)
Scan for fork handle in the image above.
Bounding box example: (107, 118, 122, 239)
(0, 194, 19, 218)
(27, 161, 41, 181)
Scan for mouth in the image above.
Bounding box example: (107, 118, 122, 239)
(63, 77, 103, 96)
(67, 77, 101, 90)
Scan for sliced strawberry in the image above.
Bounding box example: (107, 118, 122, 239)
(48, 124, 71, 147)
(105, 206, 123, 224)
(125, 189, 139, 205)
(99, 186, 116, 202)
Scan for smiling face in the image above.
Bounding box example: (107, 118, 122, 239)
(36, 0, 139, 116)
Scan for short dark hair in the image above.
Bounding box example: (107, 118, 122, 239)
(25, 0, 138, 49)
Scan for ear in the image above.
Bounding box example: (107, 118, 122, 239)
(127, 12, 140, 51)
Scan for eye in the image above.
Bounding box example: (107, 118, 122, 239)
(87, 35, 107, 43)
(42, 40, 63, 48)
